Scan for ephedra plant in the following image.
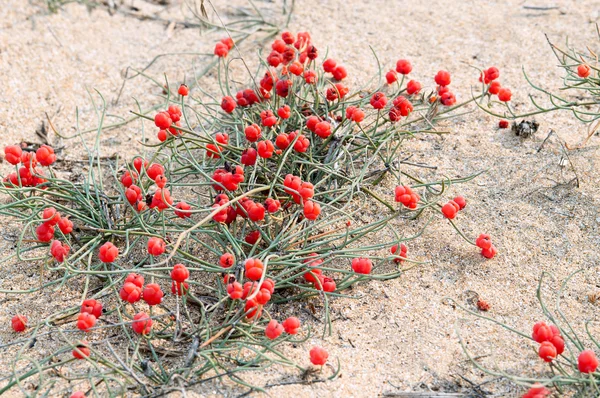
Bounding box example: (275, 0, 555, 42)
(0, 28, 510, 396)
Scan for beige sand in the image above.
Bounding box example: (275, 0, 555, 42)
(1, 0, 599, 397)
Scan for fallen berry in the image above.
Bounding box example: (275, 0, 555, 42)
(522, 383, 550, 398)
(351, 257, 372, 274)
(498, 119, 509, 129)
(309, 346, 329, 365)
(11, 315, 27, 332)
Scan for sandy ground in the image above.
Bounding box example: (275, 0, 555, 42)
(1, 0, 600, 397)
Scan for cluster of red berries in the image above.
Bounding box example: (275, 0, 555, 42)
(154, 105, 183, 142)
(264, 316, 301, 339)
(122, 158, 183, 213)
(532, 321, 565, 363)
(441, 196, 467, 219)
(394, 185, 420, 209)
(282, 174, 320, 220)
(36, 207, 73, 246)
(214, 37, 234, 58)
(390, 243, 408, 263)
(76, 299, 103, 332)
(3, 144, 56, 188)
(433, 70, 457, 106)
(301, 253, 336, 292)
(226, 271, 275, 320)
(475, 234, 497, 259)
(479, 66, 512, 102)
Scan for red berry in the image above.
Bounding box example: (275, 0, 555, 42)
(499, 119, 509, 129)
(72, 341, 90, 359)
(303, 70, 317, 84)
(538, 341, 557, 362)
(396, 59, 412, 75)
(21, 152, 37, 168)
(484, 67, 499, 82)
(289, 61, 304, 76)
(154, 112, 172, 130)
(142, 283, 164, 306)
(245, 299, 262, 320)
(120, 282, 142, 303)
(147, 237, 166, 256)
(323, 58, 337, 73)
(475, 234, 492, 250)
(42, 207, 60, 226)
(314, 121, 332, 139)
(550, 335, 565, 355)
(390, 243, 408, 264)
(351, 257, 373, 274)
(265, 198, 281, 213)
(332, 65, 347, 81)
(386, 70, 398, 84)
(265, 319, 284, 339)
(314, 275, 336, 292)
(522, 383, 550, 398)
(370, 92, 388, 109)
(578, 350, 599, 373)
(178, 84, 189, 96)
(281, 31, 294, 45)
(481, 245, 497, 259)
(11, 315, 27, 332)
(171, 281, 189, 296)
(71, 392, 86, 398)
(577, 64, 591, 78)
(146, 163, 165, 181)
(240, 148, 258, 166)
(125, 273, 144, 288)
(453, 196, 467, 210)
(291, 133, 310, 153)
(175, 201, 192, 218)
(36, 223, 55, 242)
(406, 80, 422, 95)
(219, 253, 235, 268)
(282, 317, 301, 334)
(303, 200, 321, 220)
(244, 124, 262, 142)
(245, 258, 264, 281)
(309, 346, 329, 365)
(132, 312, 152, 335)
(76, 312, 96, 332)
(277, 105, 291, 119)
(532, 322, 554, 343)
(171, 263, 190, 282)
(442, 202, 458, 219)
(498, 88, 512, 102)
(4, 145, 22, 165)
(245, 230, 260, 245)
(257, 140, 275, 159)
(221, 96, 237, 113)
(221, 37, 234, 50)
(214, 41, 229, 57)
(57, 216, 73, 234)
(50, 240, 70, 262)
(227, 281, 243, 299)
(434, 70, 451, 86)
(81, 299, 102, 319)
(36, 145, 56, 166)
(489, 81, 501, 95)
(99, 242, 118, 263)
